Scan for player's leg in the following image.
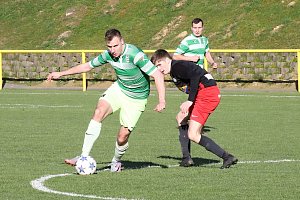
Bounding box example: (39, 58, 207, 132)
(81, 99, 113, 157)
(176, 111, 193, 167)
(110, 126, 131, 172)
(110, 95, 147, 172)
(188, 119, 237, 168)
(65, 82, 120, 166)
(188, 86, 238, 169)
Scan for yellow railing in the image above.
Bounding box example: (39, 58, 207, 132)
(0, 49, 299, 92)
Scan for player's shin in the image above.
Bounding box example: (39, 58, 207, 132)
(112, 141, 129, 163)
(198, 135, 227, 158)
(81, 119, 102, 157)
(179, 124, 191, 159)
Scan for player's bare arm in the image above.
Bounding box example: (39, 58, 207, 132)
(205, 51, 218, 69)
(173, 54, 199, 63)
(47, 62, 92, 81)
(150, 69, 166, 112)
(180, 100, 193, 114)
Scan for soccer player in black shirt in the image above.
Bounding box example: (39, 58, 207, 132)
(151, 49, 238, 169)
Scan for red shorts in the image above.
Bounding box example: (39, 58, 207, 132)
(189, 85, 221, 125)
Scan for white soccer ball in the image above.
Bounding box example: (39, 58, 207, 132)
(75, 156, 97, 175)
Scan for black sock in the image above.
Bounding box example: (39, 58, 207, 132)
(198, 135, 228, 159)
(179, 125, 191, 159)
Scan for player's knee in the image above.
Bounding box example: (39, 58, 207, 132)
(176, 112, 188, 126)
(117, 128, 131, 145)
(187, 131, 196, 141)
(93, 100, 112, 121)
(93, 108, 105, 121)
(117, 136, 129, 145)
(93, 106, 111, 121)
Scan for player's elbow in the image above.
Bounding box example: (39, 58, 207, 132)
(172, 54, 181, 60)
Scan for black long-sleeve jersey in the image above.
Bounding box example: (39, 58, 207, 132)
(170, 60, 217, 102)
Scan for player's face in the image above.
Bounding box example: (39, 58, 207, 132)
(155, 58, 171, 75)
(191, 22, 203, 37)
(106, 36, 124, 58)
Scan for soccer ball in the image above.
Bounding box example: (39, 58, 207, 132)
(75, 156, 97, 175)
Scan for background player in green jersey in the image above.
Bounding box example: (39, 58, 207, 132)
(173, 18, 218, 69)
(47, 29, 166, 172)
(172, 18, 218, 166)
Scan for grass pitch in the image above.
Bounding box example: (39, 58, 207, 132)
(0, 89, 299, 200)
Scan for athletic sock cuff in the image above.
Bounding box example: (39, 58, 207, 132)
(86, 119, 101, 134)
(116, 141, 129, 151)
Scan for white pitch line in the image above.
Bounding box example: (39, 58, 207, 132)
(3, 92, 300, 98)
(0, 104, 82, 109)
(149, 93, 300, 98)
(30, 173, 133, 200)
(31, 159, 299, 200)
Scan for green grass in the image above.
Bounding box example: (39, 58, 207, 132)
(0, 0, 300, 49)
(0, 89, 300, 199)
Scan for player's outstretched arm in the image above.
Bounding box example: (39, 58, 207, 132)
(151, 70, 166, 112)
(47, 62, 92, 81)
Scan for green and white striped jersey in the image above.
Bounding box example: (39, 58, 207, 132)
(89, 44, 157, 99)
(174, 34, 209, 68)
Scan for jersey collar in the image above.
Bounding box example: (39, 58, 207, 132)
(191, 33, 202, 38)
(121, 43, 128, 56)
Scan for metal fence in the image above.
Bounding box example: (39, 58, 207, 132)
(0, 49, 299, 92)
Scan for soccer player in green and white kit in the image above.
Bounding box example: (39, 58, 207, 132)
(173, 18, 217, 69)
(173, 18, 218, 167)
(47, 29, 166, 172)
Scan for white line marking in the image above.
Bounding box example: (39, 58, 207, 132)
(3, 92, 300, 98)
(0, 104, 82, 108)
(30, 173, 133, 200)
(2, 92, 98, 95)
(149, 94, 300, 98)
(31, 159, 299, 199)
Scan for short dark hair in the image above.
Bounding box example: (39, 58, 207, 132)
(192, 18, 203, 26)
(151, 49, 172, 64)
(105, 28, 122, 42)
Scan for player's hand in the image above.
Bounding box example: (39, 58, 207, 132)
(180, 101, 193, 114)
(47, 72, 62, 81)
(211, 62, 218, 69)
(154, 101, 166, 112)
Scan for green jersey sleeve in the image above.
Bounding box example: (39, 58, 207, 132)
(88, 51, 109, 68)
(132, 50, 157, 76)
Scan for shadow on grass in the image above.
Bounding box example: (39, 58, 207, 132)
(158, 155, 220, 167)
(202, 125, 216, 133)
(95, 160, 169, 172)
(92, 157, 221, 172)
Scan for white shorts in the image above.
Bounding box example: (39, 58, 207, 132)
(100, 82, 147, 131)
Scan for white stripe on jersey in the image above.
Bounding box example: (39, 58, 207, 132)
(108, 60, 136, 70)
(174, 48, 184, 55)
(189, 43, 206, 50)
(141, 61, 155, 73)
(133, 52, 145, 65)
(118, 73, 142, 81)
(89, 57, 102, 68)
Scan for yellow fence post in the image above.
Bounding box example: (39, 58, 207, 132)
(82, 52, 87, 91)
(0, 52, 2, 90)
(298, 50, 300, 93)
